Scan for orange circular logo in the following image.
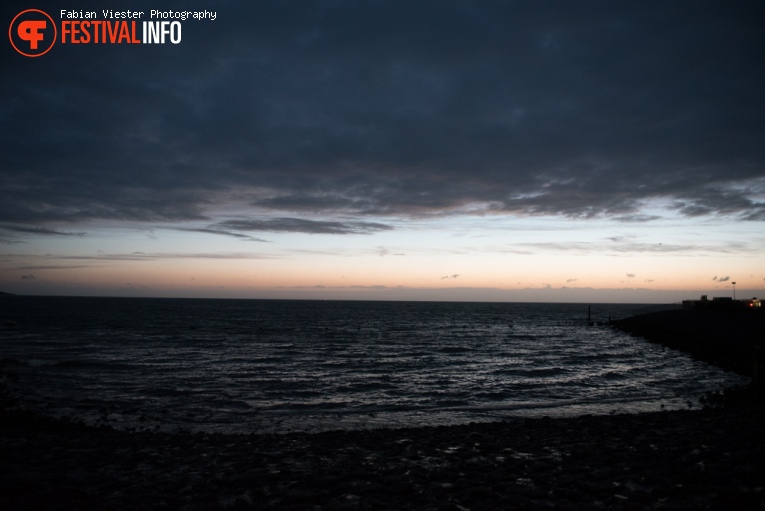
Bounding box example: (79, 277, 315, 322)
(9, 9, 57, 57)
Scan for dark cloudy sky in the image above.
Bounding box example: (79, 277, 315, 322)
(2, 1, 764, 301)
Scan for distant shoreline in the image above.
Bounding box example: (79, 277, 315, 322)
(0, 291, 729, 306)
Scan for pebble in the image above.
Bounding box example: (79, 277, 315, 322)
(1, 405, 764, 510)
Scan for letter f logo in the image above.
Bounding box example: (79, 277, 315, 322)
(18, 20, 46, 49)
(9, 9, 56, 57)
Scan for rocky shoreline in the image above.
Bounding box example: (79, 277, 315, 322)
(2, 308, 765, 510)
(2, 399, 764, 510)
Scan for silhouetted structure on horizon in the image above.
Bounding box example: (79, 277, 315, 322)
(682, 295, 762, 312)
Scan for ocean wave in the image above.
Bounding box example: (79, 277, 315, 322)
(0, 298, 748, 434)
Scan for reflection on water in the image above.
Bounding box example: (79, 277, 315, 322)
(0, 297, 747, 434)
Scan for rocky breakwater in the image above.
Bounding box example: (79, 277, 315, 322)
(613, 309, 764, 397)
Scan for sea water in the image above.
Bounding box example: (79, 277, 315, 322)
(0, 297, 748, 434)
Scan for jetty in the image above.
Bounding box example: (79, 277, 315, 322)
(612, 304, 764, 385)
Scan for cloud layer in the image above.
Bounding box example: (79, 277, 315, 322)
(2, 1, 765, 240)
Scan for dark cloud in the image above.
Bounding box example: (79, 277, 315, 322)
(672, 184, 765, 219)
(611, 215, 664, 223)
(2, 1, 765, 236)
(0, 225, 85, 237)
(713, 276, 731, 282)
(213, 218, 393, 235)
(176, 227, 268, 241)
(3, 252, 276, 262)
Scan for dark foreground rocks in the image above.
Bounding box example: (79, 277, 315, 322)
(2, 404, 764, 510)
